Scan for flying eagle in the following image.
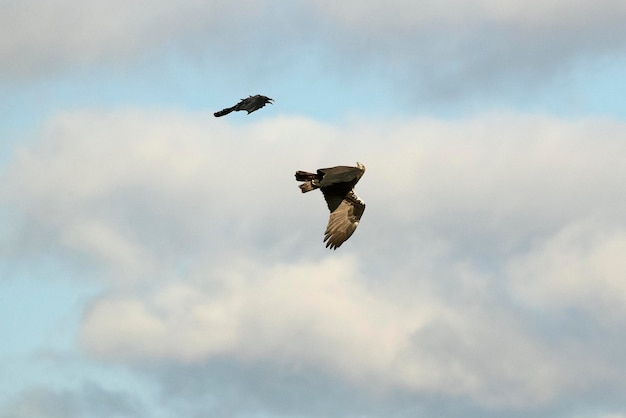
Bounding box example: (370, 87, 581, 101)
(214, 95, 273, 117)
(295, 162, 366, 250)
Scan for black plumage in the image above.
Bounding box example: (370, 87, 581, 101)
(295, 162, 366, 250)
(214, 95, 273, 117)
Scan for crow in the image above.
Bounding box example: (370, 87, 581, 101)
(214, 95, 273, 117)
(295, 162, 366, 250)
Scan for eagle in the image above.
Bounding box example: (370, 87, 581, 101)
(214, 95, 273, 117)
(295, 162, 366, 250)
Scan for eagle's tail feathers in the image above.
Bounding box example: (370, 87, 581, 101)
(295, 171, 316, 181)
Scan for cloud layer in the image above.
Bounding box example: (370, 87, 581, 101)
(4, 109, 626, 415)
(4, 0, 626, 105)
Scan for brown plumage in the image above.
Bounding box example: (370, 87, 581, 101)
(214, 95, 273, 117)
(295, 162, 366, 250)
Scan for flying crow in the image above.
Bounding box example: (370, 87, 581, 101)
(214, 95, 273, 117)
(295, 162, 366, 250)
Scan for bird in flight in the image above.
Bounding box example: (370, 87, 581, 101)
(295, 162, 366, 250)
(214, 95, 273, 117)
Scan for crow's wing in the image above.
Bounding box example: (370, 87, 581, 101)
(235, 95, 273, 114)
(323, 191, 366, 250)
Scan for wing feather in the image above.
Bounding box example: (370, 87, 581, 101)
(317, 166, 363, 188)
(323, 191, 366, 250)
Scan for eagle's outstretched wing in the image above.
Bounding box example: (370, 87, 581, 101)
(317, 166, 364, 188)
(214, 95, 273, 117)
(323, 191, 366, 250)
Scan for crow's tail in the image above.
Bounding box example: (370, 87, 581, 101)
(214, 106, 236, 117)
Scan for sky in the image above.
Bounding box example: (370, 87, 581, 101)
(2, 0, 626, 417)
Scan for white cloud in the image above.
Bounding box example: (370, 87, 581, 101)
(508, 219, 626, 318)
(9, 110, 626, 268)
(81, 255, 564, 408)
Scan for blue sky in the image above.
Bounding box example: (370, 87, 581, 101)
(3, 1, 626, 417)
